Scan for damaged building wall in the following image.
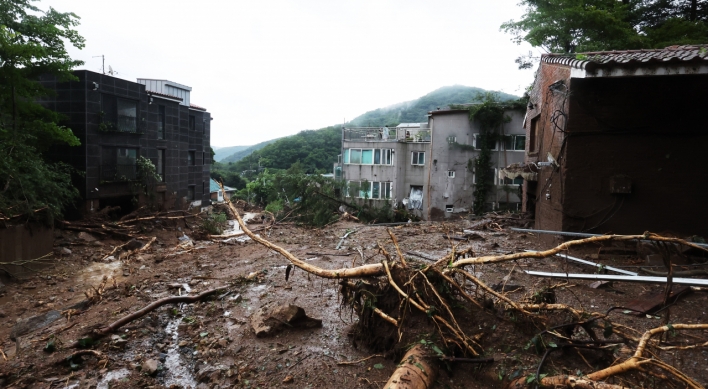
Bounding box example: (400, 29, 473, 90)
(561, 75, 708, 236)
(524, 64, 571, 232)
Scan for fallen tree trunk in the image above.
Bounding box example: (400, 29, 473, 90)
(383, 344, 437, 389)
(226, 196, 385, 279)
(93, 287, 226, 337)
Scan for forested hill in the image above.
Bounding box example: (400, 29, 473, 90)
(221, 139, 279, 163)
(211, 85, 519, 186)
(349, 85, 518, 127)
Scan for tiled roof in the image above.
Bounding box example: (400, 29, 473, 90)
(542, 45, 708, 70)
(189, 103, 207, 111)
(146, 90, 183, 101)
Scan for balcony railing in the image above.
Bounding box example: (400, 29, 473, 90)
(99, 115, 140, 134)
(343, 127, 431, 143)
(101, 164, 137, 182)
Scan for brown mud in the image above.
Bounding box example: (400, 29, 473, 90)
(1, 211, 708, 389)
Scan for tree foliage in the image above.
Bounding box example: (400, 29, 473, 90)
(503, 0, 708, 54)
(0, 0, 85, 223)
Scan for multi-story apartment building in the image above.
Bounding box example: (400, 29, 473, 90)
(336, 108, 525, 220)
(39, 70, 212, 213)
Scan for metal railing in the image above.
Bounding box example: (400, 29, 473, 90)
(342, 127, 431, 143)
(101, 164, 137, 181)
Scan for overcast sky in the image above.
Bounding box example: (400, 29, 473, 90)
(41, 0, 536, 147)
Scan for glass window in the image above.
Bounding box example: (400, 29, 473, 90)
(374, 149, 381, 164)
(188, 151, 195, 166)
(158, 105, 165, 139)
(350, 149, 362, 164)
(384, 149, 392, 165)
(514, 135, 526, 151)
(187, 186, 195, 201)
(372, 182, 380, 198)
(474, 134, 497, 150)
(383, 182, 392, 199)
(117, 98, 137, 133)
(412, 151, 425, 165)
(189, 115, 195, 131)
(343, 150, 350, 164)
(361, 149, 373, 164)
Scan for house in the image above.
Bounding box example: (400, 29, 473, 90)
(210, 178, 236, 202)
(39, 71, 212, 213)
(336, 110, 526, 220)
(522, 45, 708, 236)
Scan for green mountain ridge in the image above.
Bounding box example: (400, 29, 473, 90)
(213, 145, 251, 162)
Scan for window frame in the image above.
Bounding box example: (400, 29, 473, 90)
(411, 151, 425, 166)
(447, 170, 455, 178)
(188, 151, 195, 166)
(473, 168, 498, 186)
(343, 148, 394, 165)
(502, 134, 526, 151)
(473, 134, 498, 151)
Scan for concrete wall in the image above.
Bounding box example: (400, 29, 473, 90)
(523, 64, 572, 231)
(427, 110, 526, 219)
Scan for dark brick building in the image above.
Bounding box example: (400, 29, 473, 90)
(39, 70, 212, 213)
(523, 45, 708, 237)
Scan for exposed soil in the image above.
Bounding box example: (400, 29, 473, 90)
(1, 211, 708, 389)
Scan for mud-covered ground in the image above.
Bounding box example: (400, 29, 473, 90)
(1, 211, 708, 389)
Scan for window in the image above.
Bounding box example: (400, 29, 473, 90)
(529, 116, 539, 153)
(188, 151, 195, 166)
(447, 136, 457, 144)
(346, 181, 392, 199)
(343, 148, 394, 165)
(473, 168, 496, 186)
(101, 147, 137, 181)
(446, 205, 454, 212)
(189, 115, 196, 131)
(156, 149, 165, 181)
(101, 94, 138, 133)
(500, 177, 524, 185)
(411, 151, 425, 166)
(473, 134, 497, 150)
(447, 170, 455, 178)
(187, 186, 195, 201)
(157, 105, 165, 139)
(502, 135, 526, 151)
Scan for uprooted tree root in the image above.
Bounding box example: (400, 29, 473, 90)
(224, 193, 708, 389)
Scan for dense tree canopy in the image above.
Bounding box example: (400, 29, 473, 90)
(0, 0, 85, 222)
(503, 0, 708, 55)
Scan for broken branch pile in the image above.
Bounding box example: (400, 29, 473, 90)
(225, 193, 708, 389)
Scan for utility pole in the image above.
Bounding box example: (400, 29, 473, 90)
(92, 55, 105, 74)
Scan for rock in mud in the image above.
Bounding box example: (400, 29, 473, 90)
(10, 310, 62, 340)
(124, 239, 145, 251)
(142, 359, 159, 375)
(250, 303, 322, 337)
(77, 232, 97, 242)
(196, 366, 222, 383)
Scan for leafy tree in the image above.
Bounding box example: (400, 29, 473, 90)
(0, 0, 85, 223)
(503, 0, 708, 58)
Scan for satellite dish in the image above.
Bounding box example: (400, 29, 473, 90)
(108, 65, 117, 75)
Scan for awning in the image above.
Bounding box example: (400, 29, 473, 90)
(499, 163, 538, 182)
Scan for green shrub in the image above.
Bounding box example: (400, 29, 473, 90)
(202, 212, 228, 235)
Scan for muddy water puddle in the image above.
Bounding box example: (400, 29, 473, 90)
(74, 261, 126, 288)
